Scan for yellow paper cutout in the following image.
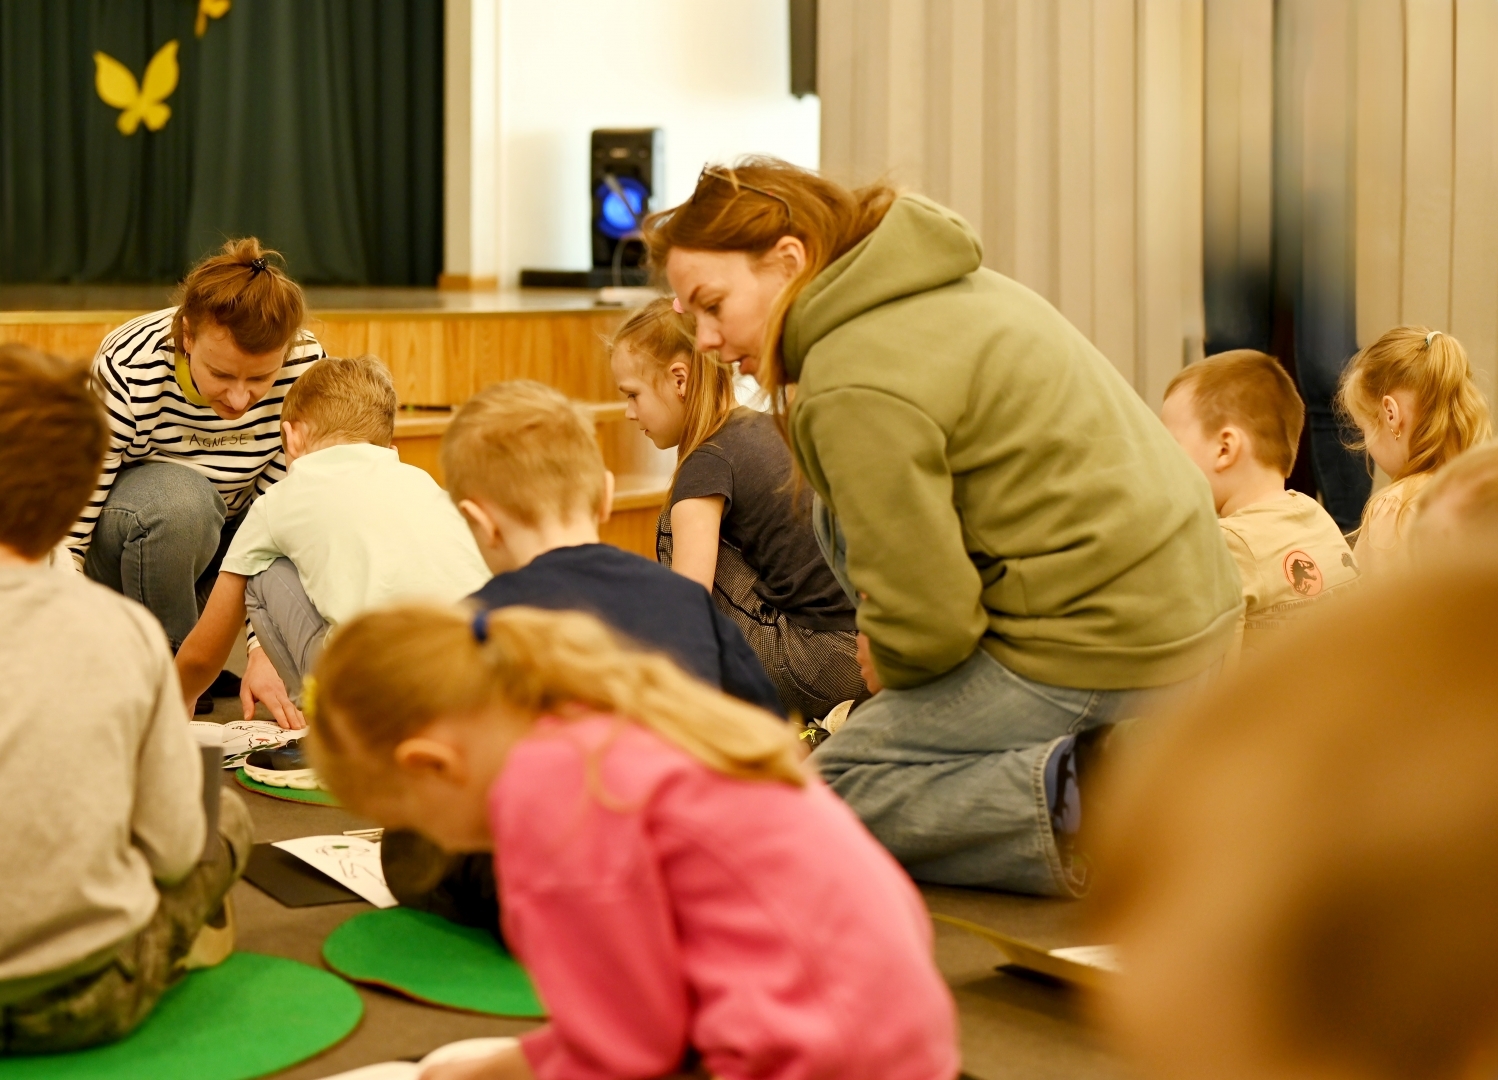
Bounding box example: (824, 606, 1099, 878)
(175, 352, 211, 408)
(94, 40, 179, 136)
(196, 0, 231, 39)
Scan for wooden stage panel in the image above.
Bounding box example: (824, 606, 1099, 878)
(312, 309, 626, 406)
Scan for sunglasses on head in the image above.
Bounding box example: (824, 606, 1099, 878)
(694, 166, 793, 226)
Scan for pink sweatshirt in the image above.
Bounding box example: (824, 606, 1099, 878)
(491, 714, 959, 1080)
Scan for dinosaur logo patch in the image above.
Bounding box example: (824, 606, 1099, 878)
(1283, 550, 1323, 596)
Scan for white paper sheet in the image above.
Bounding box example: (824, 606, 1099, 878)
(189, 719, 305, 769)
(1049, 944, 1122, 973)
(272, 835, 397, 909)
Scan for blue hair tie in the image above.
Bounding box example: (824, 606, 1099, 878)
(471, 609, 489, 644)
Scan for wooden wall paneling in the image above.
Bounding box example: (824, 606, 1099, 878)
(599, 507, 661, 560)
(1400, 0, 1456, 329)
(1449, 0, 1498, 400)
(1355, 0, 1407, 345)
(1091, 0, 1138, 380)
(0, 319, 130, 362)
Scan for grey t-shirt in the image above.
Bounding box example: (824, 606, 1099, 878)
(669, 407, 857, 632)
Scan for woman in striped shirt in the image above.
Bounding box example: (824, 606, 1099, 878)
(70, 239, 324, 722)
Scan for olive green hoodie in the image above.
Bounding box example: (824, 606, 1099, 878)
(784, 195, 1241, 691)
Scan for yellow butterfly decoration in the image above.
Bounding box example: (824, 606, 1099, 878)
(196, 0, 231, 39)
(94, 40, 179, 136)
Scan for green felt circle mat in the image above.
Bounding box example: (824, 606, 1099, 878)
(235, 767, 340, 806)
(323, 908, 545, 1018)
(0, 952, 362, 1080)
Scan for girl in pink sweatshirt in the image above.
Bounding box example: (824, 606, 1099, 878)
(309, 603, 959, 1080)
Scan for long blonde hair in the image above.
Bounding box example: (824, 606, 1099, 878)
(309, 604, 806, 802)
(608, 298, 737, 475)
(642, 157, 897, 429)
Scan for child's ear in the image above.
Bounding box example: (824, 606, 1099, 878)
(597, 470, 615, 525)
(282, 420, 308, 459)
(1216, 427, 1243, 472)
(392, 736, 467, 785)
(458, 498, 502, 547)
(669, 359, 690, 400)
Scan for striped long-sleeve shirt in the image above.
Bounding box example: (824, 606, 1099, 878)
(67, 308, 325, 560)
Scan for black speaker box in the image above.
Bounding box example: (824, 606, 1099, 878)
(590, 128, 663, 272)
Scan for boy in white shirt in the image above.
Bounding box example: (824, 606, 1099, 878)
(1161, 349, 1358, 657)
(175, 355, 490, 727)
(0, 344, 251, 1051)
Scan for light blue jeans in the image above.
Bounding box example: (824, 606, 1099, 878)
(808, 497, 1182, 896)
(85, 463, 236, 650)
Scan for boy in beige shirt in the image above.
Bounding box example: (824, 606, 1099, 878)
(1162, 350, 1358, 656)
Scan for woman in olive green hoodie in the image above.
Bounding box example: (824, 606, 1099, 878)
(647, 159, 1241, 896)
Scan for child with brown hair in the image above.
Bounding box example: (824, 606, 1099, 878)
(1092, 562, 1498, 1080)
(175, 355, 488, 732)
(1162, 350, 1357, 655)
(609, 298, 864, 721)
(1337, 326, 1492, 573)
(310, 603, 959, 1080)
(0, 344, 251, 1052)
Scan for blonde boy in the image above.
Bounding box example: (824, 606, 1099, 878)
(176, 356, 489, 725)
(1161, 350, 1357, 654)
(0, 345, 250, 1051)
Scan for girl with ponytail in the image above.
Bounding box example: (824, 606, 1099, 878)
(608, 298, 865, 723)
(1337, 327, 1492, 574)
(309, 603, 958, 1080)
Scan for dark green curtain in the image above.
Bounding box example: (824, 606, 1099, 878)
(0, 0, 442, 285)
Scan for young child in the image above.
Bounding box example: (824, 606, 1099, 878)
(442, 377, 781, 715)
(1336, 326, 1491, 574)
(610, 298, 865, 721)
(175, 355, 489, 728)
(0, 344, 251, 1052)
(1092, 561, 1498, 1080)
(1162, 350, 1357, 656)
(311, 603, 960, 1080)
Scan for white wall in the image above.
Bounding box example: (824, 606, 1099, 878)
(497, 0, 820, 285)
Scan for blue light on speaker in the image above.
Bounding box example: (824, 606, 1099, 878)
(596, 177, 649, 239)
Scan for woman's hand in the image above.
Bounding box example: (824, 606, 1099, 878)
(241, 646, 305, 729)
(856, 633, 884, 695)
(419, 1043, 535, 1080)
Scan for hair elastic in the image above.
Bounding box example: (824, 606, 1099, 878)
(471, 609, 490, 644)
(671, 297, 684, 314)
(1426, 330, 1442, 347)
(248, 257, 268, 277)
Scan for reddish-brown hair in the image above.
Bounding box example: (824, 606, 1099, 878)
(1165, 349, 1305, 476)
(642, 157, 897, 417)
(171, 237, 306, 358)
(0, 345, 108, 558)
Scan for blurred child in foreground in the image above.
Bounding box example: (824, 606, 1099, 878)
(1092, 563, 1498, 1080)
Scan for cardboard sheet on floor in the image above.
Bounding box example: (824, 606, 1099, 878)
(235, 767, 339, 806)
(0, 952, 362, 1080)
(244, 843, 363, 907)
(322, 908, 545, 1018)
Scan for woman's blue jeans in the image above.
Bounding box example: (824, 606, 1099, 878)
(809, 497, 1184, 896)
(84, 462, 239, 651)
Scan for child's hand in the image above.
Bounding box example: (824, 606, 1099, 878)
(855, 633, 883, 695)
(241, 647, 306, 729)
(419, 1043, 534, 1080)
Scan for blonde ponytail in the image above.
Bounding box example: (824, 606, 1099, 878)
(309, 604, 806, 802)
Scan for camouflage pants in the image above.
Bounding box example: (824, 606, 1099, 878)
(0, 790, 253, 1054)
(656, 508, 868, 721)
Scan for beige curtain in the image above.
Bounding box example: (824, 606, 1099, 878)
(817, 0, 1206, 408)
(1358, 0, 1498, 403)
